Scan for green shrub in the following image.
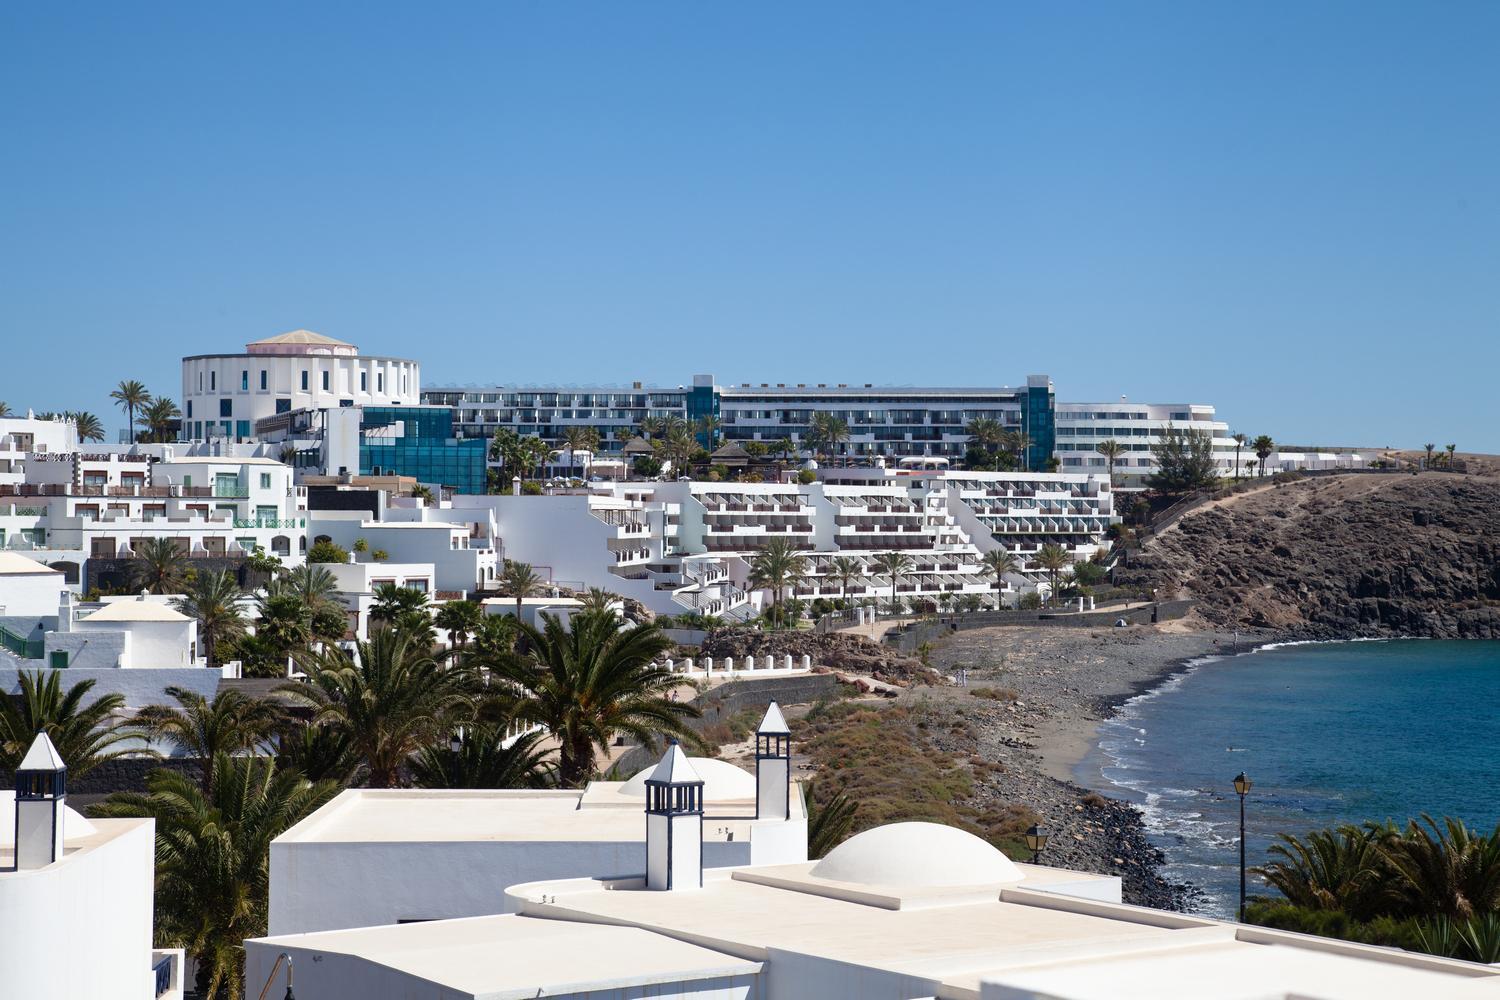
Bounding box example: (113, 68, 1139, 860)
(307, 539, 349, 564)
(521, 481, 543, 495)
(796, 469, 817, 485)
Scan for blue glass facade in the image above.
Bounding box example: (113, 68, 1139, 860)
(1022, 383, 1056, 472)
(358, 406, 487, 494)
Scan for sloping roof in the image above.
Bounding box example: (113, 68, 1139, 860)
(18, 732, 65, 771)
(709, 441, 752, 461)
(248, 329, 353, 348)
(621, 437, 655, 456)
(85, 598, 191, 623)
(0, 552, 63, 576)
(645, 742, 703, 786)
(757, 701, 791, 735)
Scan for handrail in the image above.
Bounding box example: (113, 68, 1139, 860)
(256, 951, 295, 1000)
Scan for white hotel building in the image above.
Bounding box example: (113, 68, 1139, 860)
(428, 469, 1113, 620)
(1054, 401, 1239, 489)
(180, 330, 420, 443)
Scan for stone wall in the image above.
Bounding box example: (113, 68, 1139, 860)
(885, 600, 1196, 652)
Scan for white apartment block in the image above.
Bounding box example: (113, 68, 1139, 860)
(0, 414, 78, 485)
(1054, 401, 1238, 489)
(0, 450, 308, 590)
(180, 330, 419, 443)
(433, 469, 1114, 620)
(308, 509, 498, 599)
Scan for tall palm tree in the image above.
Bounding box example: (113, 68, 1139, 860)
(562, 426, 599, 473)
(638, 416, 664, 440)
(871, 551, 913, 614)
(1446, 444, 1458, 467)
(499, 559, 544, 622)
(808, 412, 851, 465)
(774, 437, 795, 462)
(276, 562, 341, 611)
(483, 612, 697, 788)
(133, 687, 284, 793)
(93, 755, 338, 1000)
(965, 417, 1005, 469)
(748, 537, 808, 627)
(1423, 443, 1436, 467)
(434, 599, 483, 648)
(0, 671, 133, 778)
(130, 537, 189, 594)
(110, 379, 153, 443)
(1095, 439, 1125, 488)
(1252, 824, 1389, 920)
(1232, 433, 1248, 479)
(696, 414, 722, 448)
(1034, 543, 1072, 605)
(828, 555, 864, 618)
(69, 410, 105, 442)
(172, 569, 247, 669)
(283, 629, 474, 788)
(410, 726, 555, 789)
(1378, 815, 1500, 922)
(142, 397, 182, 442)
(979, 549, 1020, 610)
(1252, 435, 1275, 477)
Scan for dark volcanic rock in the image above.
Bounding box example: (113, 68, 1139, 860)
(1118, 475, 1500, 639)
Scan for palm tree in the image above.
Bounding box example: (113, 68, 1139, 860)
(1423, 443, 1436, 468)
(965, 417, 1005, 469)
(748, 537, 808, 628)
(578, 587, 620, 615)
(283, 629, 474, 788)
(870, 551, 913, 615)
(979, 549, 1020, 610)
(1378, 815, 1500, 921)
(808, 412, 850, 465)
(774, 437, 795, 462)
(0, 400, 11, 417)
(562, 426, 600, 473)
(130, 537, 189, 594)
(142, 397, 182, 442)
(410, 484, 435, 504)
(499, 559, 544, 622)
(110, 380, 153, 443)
(172, 569, 247, 669)
(93, 755, 338, 999)
(828, 555, 864, 618)
(1232, 433, 1248, 479)
(1095, 439, 1125, 488)
(638, 416, 664, 440)
(1034, 543, 1072, 605)
(1007, 430, 1032, 471)
(1252, 824, 1389, 921)
(276, 562, 341, 611)
(132, 687, 284, 793)
(274, 719, 361, 786)
(1446, 444, 1458, 467)
(434, 599, 484, 648)
(69, 410, 105, 442)
(806, 781, 859, 858)
(696, 414, 722, 448)
(370, 582, 429, 626)
(483, 612, 697, 788)
(1252, 435, 1275, 476)
(0, 671, 133, 779)
(410, 726, 555, 789)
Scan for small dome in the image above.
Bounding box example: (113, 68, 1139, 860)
(810, 822, 1022, 887)
(619, 756, 756, 801)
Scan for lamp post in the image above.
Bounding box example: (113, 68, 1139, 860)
(1233, 771, 1252, 921)
(1023, 823, 1050, 863)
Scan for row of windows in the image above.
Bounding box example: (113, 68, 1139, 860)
(195, 366, 406, 394)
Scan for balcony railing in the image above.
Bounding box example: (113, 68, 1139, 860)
(232, 518, 305, 529)
(0, 625, 43, 659)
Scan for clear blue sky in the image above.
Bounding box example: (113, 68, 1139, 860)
(3, 2, 1497, 450)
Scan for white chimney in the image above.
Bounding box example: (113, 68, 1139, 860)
(57, 590, 74, 634)
(644, 740, 704, 891)
(14, 732, 66, 869)
(755, 701, 792, 820)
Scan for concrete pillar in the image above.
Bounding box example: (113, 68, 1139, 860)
(724, 656, 734, 673)
(784, 654, 793, 671)
(800, 654, 811, 671)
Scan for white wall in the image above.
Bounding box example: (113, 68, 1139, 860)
(0, 571, 69, 617)
(0, 666, 223, 710)
(0, 819, 156, 1000)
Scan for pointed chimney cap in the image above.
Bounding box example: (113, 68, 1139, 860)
(18, 732, 65, 772)
(645, 740, 704, 787)
(757, 701, 790, 735)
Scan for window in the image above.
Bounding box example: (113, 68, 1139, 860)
(210, 371, 216, 390)
(182, 475, 191, 488)
(301, 370, 309, 391)
(198, 372, 203, 391)
(49, 651, 68, 669)
(259, 473, 271, 489)
(322, 371, 330, 392)
(186, 401, 192, 418)
(377, 372, 384, 393)
(236, 420, 250, 439)
(360, 371, 368, 392)
(220, 399, 232, 418)
(275, 398, 291, 414)
(241, 370, 249, 391)
(260, 370, 267, 390)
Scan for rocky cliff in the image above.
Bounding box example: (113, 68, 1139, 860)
(1119, 473, 1500, 638)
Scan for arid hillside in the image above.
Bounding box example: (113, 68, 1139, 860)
(1119, 473, 1500, 638)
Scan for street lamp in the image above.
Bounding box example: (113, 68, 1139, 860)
(1023, 823, 1050, 863)
(1233, 771, 1252, 921)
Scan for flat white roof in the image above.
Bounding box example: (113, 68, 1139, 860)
(250, 914, 759, 1000)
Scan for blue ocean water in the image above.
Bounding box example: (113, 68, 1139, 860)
(1076, 639, 1500, 917)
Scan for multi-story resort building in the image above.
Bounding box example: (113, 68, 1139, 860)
(1053, 400, 1238, 489)
(180, 330, 420, 443)
(424, 373, 1060, 470)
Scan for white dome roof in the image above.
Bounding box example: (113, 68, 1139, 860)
(619, 756, 757, 801)
(0, 791, 97, 845)
(810, 821, 1022, 887)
